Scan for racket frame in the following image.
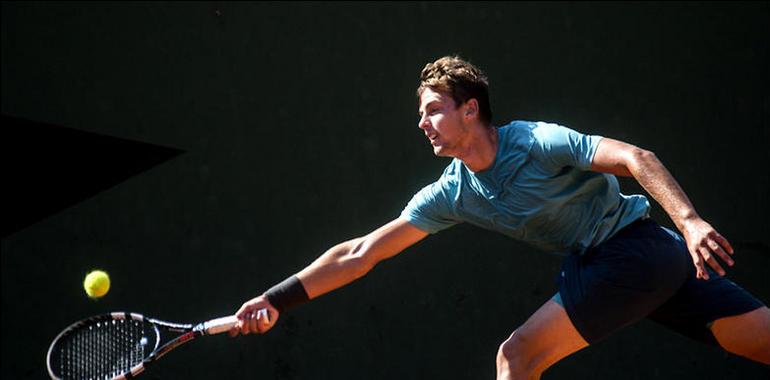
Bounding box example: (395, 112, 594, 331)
(47, 312, 237, 380)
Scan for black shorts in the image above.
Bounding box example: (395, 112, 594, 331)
(557, 218, 765, 345)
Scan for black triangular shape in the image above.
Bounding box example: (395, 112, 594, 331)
(2, 115, 184, 237)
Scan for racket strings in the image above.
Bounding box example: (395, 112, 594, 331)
(59, 319, 151, 379)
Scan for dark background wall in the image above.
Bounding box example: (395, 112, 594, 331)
(2, 2, 768, 379)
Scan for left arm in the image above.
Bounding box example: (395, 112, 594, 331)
(590, 138, 734, 280)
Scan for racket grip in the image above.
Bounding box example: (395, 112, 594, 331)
(203, 315, 239, 335)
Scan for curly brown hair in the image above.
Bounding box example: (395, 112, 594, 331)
(417, 56, 492, 126)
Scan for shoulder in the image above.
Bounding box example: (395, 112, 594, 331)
(524, 120, 583, 150)
(435, 159, 464, 190)
(529, 121, 568, 142)
(497, 120, 539, 153)
(520, 121, 604, 169)
(406, 161, 462, 214)
(498, 120, 538, 134)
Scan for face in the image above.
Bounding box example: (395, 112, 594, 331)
(417, 88, 471, 157)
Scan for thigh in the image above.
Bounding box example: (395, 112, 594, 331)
(711, 306, 770, 364)
(505, 299, 589, 373)
(559, 219, 691, 343)
(648, 267, 766, 347)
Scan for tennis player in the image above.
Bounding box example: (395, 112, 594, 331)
(231, 56, 770, 377)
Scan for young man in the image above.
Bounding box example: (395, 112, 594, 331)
(230, 56, 770, 378)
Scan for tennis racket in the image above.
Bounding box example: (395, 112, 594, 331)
(46, 311, 256, 380)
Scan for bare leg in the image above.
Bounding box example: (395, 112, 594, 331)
(711, 306, 770, 364)
(496, 300, 589, 380)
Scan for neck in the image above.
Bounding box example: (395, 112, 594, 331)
(456, 126, 498, 173)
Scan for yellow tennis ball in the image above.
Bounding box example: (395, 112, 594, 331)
(83, 270, 110, 298)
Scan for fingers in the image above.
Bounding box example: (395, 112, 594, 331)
(257, 308, 271, 324)
(691, 242, 734, 281)
(231, 301, 256, 337)
(229, 295, 280, 338)
(231, 308, 274, 337)
(246, 308, 273, 334)
(712, 232, 734, 255)
(699, 246, 725, 277)
(250, 310, 261, 333)
(241, 310, 256, 335)
(707, 239, 733, 267)
(685, 221, 738, 281)
(235, 302, 255, 319)
(697, 231, 736, 278)
(689, 248, 709, 280)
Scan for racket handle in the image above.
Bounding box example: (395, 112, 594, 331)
(203, 315, 238, 335)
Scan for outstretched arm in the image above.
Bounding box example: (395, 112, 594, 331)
(590, 138, 734, 280)
(230, 218, 428, 336)
(296, 218, 428, 299)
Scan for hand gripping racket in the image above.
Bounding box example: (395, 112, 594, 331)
(46, 311, 243, 380)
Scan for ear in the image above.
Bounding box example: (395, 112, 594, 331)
(462, 99, 479, 119)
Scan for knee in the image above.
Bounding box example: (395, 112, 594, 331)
(496, 330, 540, 378)
(496, 333, 518, 365)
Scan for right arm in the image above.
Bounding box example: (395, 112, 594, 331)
(297, 217, 428, 299)
(230, 217, 428, 336)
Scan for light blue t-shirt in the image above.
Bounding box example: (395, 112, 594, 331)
(401, 120, 650, 255)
